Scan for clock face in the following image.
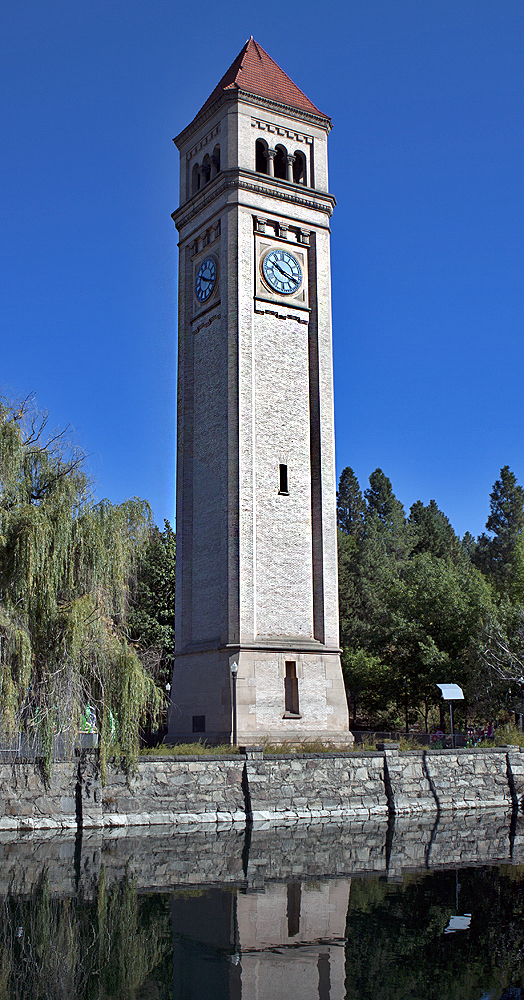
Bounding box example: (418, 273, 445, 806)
(195, 257, 217, 303)
(262, 249, 303, 295)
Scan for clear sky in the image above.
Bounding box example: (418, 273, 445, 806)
(1, 1, 523, 538)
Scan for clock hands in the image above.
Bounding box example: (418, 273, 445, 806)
(272, 260, 294, 279)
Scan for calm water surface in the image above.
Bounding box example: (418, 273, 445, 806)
(2, 814, 524, 999)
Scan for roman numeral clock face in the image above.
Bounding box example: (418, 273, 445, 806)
(262, 249, 302, 295)
(195, 256, 217, 303)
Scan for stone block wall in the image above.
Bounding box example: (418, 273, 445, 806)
(102, 756, 247, 827)
(0, 754, 99, 832)
(383, 747, 514, 813)
(245, 750, 388, 821)
(0, 746, 523, 832)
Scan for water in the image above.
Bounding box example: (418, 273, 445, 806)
(1, 813, 524, 999)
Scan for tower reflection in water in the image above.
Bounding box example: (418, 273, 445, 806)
(171, 880, 350, 1000)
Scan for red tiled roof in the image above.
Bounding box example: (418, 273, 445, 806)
(197, 37, 330, 120)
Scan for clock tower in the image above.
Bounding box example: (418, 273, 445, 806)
(168, 38, 351, 745)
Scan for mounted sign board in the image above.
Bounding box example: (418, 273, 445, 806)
(436, 683, 464, 700)
(444, 914, 472, 934)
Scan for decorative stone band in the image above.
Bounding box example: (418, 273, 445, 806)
(250, 118, 313, 145)
(253, 306, 309, 324)
(185, 122, 221, 162)
(172, 170, 336, 232)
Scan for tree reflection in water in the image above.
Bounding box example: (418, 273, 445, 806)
(345, 866, 524, 1000)
(1, 854, 524, 998)
(0, 869, 172, 999)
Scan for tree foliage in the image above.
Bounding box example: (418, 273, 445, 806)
(337, 465, 365, 539)
(337, 465, 496, 729)
(0, 396, 162, 779)
(127, 520, 175, 689)
(474, 465, 524, 596)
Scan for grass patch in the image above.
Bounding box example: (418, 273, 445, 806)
(140, 740, 239, 756)
(262, 739, 356, 754)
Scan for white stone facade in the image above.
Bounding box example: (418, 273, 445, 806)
(168, 69, 350, 744)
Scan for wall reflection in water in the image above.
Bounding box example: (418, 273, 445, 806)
(171, 880, 349, 1000)
(0, 811, 523, 998)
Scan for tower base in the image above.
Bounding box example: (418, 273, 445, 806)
(167, 642, 353, 746)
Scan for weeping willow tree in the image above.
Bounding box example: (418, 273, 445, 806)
(0, 869, 173, 999)
(0, 396, 163, 780)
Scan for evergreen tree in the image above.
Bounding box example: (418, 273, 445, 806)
(337, 466, 495, 729)
(409, 499, 462, 562)
(336, 466, 365, 539)
(474, 466, 524, 594)
(364, 468, 411, 564)
(356, 469, 412, 645)
(461, 531, 477, 560)
(128, 520, 175, 689)
(336, 468, 367, 651)
(338, 468, 411, 662)
(0, 396, 162, 779)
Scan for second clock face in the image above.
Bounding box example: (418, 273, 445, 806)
(262, 249, 303, 295)
(195, 257, 217, 303)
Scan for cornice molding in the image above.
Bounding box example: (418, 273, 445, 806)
(176, 639, 342, 656)
(172, 168, 336, 232)
(174, 89, 331, 149)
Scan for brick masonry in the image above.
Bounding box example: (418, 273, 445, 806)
(0, 746, 524, 832)
(169, 67, 349, 746)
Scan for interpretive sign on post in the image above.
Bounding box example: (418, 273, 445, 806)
(436, 683, 464, 749)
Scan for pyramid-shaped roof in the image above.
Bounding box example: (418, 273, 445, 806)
(197, 37, 330, 121)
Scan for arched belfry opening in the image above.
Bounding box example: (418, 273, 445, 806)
(274, 144, 287, 180)
(255, 138, 268, 174)
(293, 150, 307, 185)
(191, 162, 200, 195)
(212, 144, 220, 176)
(201, 154, 211, 185)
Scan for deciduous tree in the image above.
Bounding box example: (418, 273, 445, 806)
(0, 396, 162, 779)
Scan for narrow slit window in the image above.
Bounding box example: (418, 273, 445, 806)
(284, 661, 299, 716)
(287, 883, 301, 937)
(279, 464, 288, 494)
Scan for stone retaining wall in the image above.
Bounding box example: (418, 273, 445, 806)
(383, 747, 516, 813)
(102, 756, 247, 827)
(245, 749, 388, 821)
(0, 746, 523, 831)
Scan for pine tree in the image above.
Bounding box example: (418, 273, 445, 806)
(339, 468, 411, 653)
(409, 499, 463, 562)
(0, 396, 162, 779)
(474, 466, 524, 594)
(128, 520, 175, 688)
(336, 466, 365, 539)
(364, 468, 411, 563)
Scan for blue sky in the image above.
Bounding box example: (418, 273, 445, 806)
(1, 1, 523, 537)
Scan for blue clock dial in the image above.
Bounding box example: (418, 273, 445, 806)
(195, 257, 217, 303)
(262, 249, 302, 295)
